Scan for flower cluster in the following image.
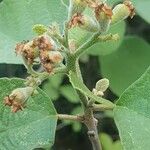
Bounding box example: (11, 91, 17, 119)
(68, 0, 135, 32)
(15, 34, 63, 73)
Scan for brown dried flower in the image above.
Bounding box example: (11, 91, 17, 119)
(33, 35, 53, 50)
(15, 41, 38, 64)
(39, 50, 63, 73)
(124, 0, 135, 18)
(69, 13, 84, 28)
(87, 0, 113, 19)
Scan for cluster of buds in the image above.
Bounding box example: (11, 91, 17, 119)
(15, 34, 63, 73)
(4, 87, 34, 112)
(93, 78, 109, 97)
(68, 0, 135, 32)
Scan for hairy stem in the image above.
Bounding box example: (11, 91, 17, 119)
(93, 103, 114, 111)
(84, 107, 102, 150)
(72, 61, 102, 150)
(74, 31, 101, 58)
(57, 114, 84, 122)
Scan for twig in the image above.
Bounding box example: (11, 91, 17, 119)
(84, 108, 102, 150)
(57, 114, 84, 122)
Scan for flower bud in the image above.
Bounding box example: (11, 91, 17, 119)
(32, 24, 48, 35)
(4, 87, 34, 112)
(95, 78, 109, 92)
(111, 1, 135, 25)
(93, 78, 109, 97)
(68, 0, 87, 19)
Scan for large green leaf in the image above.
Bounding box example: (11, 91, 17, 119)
(100, 36, 150, 96)
(87, 21, 125, 56)
(132, 0, 150, 24)
(69, 71, 114, 106)
(0, 0, 67, 64)
(114, 66, 150, 150)
(0, 78, 57, 149)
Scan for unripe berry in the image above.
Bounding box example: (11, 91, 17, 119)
(111, 1, 135, 25)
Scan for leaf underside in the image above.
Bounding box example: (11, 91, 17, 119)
(0, 78, 57, 150)
(0, 0, 67, 64)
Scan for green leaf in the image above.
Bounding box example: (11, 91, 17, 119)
(132, 0, 150, 23)
(69, 71, 114, 106)
(42, 74, 63, 101)
(114, 66, 150, 150)
(87, 21, 125, 56)
(60, 85, 79, 103)
(100, 133, 113, 150)
(71, 106, 83, 132)
(100, 133, 123, 150)
(0, 0, 67, 64)
(100, 36, 150, 96)
(0, 78, 57, 149)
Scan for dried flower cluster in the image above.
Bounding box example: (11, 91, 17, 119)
(15, 34, 63, 73)
(68, 0, 135, 32)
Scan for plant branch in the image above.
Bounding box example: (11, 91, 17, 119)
(63, 21, 69, 49)
(74, 31, 102, 58)
(84, 108, 102, 150)
(98, 33, 119, 42)
(57, 114, 84, 122)
(72, 61, 102, 150)
(92, 103, 115, 111)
